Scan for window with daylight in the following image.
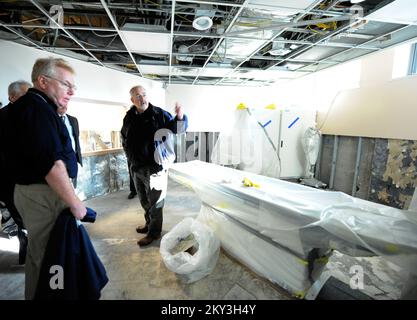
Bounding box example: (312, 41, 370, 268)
(408, 42, 417, 75)
(392, 42, 417, 79)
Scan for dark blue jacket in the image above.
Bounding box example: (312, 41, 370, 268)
(121, 103, 188, 173)
(34, 208, 108, 300)
(5, 88, 78, 184)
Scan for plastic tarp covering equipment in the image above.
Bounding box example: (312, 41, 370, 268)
(210, 108, 280, 178)
(169, 160, 417, 296)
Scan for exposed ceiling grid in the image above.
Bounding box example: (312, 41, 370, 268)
(215, 0, 324, 85)
(192, 0, 251, 84)
(0, 0, 417, 86)
(100, 0, 143, 76)
(169, 0, 176, 84)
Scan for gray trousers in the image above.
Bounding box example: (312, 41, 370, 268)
(14, 184, 66, 300)
(131, 166, 167, 238)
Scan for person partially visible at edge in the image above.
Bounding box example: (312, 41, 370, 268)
(4, 80, 32, 108)
(121, 85, 188, 247)
(56, 104, 82, 188)
(0, 80, 31, 264)
(0, 80, 32, 223)
(4, 57, 86, 299)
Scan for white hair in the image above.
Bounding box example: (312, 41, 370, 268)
(8, 80, 32, 98)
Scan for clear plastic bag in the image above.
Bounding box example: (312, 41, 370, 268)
(160, 217, 220, 283)
(154, 129, 176, 169)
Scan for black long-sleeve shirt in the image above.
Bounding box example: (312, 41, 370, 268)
(4, 88, 78, 184)
(121, 103, 188, 172)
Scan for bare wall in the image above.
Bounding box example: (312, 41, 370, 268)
(0, 40, 165, 108)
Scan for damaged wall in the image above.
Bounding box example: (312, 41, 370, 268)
(368, 139, 417, 209)
(77, 150, 129, 201)
(318, 135, 417, 210)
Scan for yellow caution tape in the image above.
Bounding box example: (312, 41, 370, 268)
(178, 177, 193, 189)
(294, 291, 307, 299)
(242, 177, 260, 188)
(385, 244, 399, 253)
(265, 103, 276, 110)
(236, 102, 247, 110)
(297, 258, 309, 266)
(315, 256, 329, 264)
(217, 202, 229, 209)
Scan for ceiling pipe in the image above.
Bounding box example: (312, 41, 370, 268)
(0, 23, 98, 65)
(215, 0, 324, 85)
(168, 0, 176, 84)
(223, 16, 354, 38)
(191, 0, 251, 85)
(1, 23, 378, 51)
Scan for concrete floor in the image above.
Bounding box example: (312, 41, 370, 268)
(0, 179, 411, 300)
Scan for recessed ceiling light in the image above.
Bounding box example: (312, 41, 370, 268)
(351, 0, 365, 3)
(192, 16, 213, 31)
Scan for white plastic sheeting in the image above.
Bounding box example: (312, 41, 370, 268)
(169, 161, 417, 295)
(210, 107, 280, 178)
(302, 127, 321, 178)
(160, 217, 220, 283)
(197, 205, 329, 296)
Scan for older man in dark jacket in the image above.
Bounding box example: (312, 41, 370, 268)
(121, 85, 188, 247)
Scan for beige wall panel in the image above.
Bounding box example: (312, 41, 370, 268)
(317, 75, 417, 140)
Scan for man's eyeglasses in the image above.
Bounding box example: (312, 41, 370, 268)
(43, 75, 77, 92)
(134, 93, 146, 99)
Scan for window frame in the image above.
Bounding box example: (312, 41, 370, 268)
(408, 42, 417, 75)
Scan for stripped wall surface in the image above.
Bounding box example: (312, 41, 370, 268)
(319, 135, 417, 210)
(77, 151, 129, 201)
(369, 139, 417, 209)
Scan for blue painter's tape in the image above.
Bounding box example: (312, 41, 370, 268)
(262, 120, 272, 128)
(288, 117, 300, 128)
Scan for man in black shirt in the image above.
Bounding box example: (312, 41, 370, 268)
(0, 80, 31, 264)
(5, 57, 86, 299)
(121, 85, 188, 247)
(1, 80, 32, 227)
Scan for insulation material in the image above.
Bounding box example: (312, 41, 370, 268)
(210, 107, 280, 178)
(169, 161, 417, 294)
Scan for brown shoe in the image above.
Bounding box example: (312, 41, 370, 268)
(136, 225, 148, 234)
(127, 192, 137, 200)
(137, 234, 160, 247)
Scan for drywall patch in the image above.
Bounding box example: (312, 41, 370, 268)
(369, 139, 417, 209)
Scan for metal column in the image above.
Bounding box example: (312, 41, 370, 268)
(329, 135, 339, 190)
(351, 137, 363, 197)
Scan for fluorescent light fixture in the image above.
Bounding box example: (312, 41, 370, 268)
(351, 0, 365, 3)
(120, 30, 171, 54)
